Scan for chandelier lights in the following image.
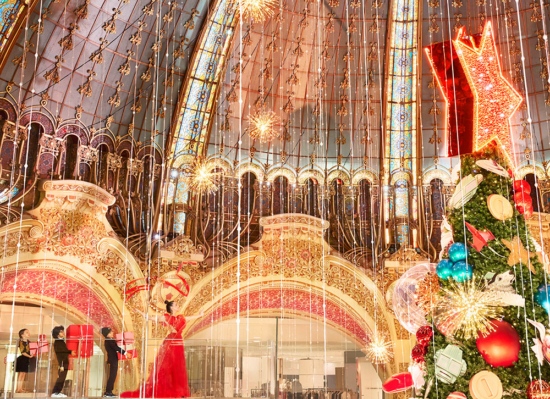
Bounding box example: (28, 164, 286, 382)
(248, 110, 280, 143)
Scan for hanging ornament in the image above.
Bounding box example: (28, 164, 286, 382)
(364, 335, 393, 364)
(527, 380, 550, 399)
(436, 259, 454, 280)
(381, 372, 414, 393)
(487, 194, 514, 221)
(451, 260, 473, 282)
(434, 278, 503, 339)
(416, 326, 433, 346)
(439, 216, 454, 260)
(513, 179, 531, 194)
(411, 343, 427, 363)
(535, 284, 550, 313)
(475, 319, 520, 367)
(434, 344, 467, 383)
(501, 236, 536, 274)
(448, 174, 484, 209)
(447, 392, 467, 399)
(465, 222, 495, 252)
(475, 160, 509, 178)
(415, 272, 441, 312)
(527, 319, 550, 365)
(448, 242, 468, 263)
(469, 370, 503, 399)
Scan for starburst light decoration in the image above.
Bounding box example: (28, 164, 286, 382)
(453, 22, 522, 166)
(364, 335, 393, 364)
(236, 0, 277, 22)
(182, 158, 219, 194)
(248, 110, 280, 143)
(434, 277, 503, 340)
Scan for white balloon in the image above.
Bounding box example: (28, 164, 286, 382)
(392, 263, 437, 334)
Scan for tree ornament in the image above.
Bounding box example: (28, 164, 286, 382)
(476, 160, 509, 178)
(448, 242, 468, 263)
(527, 318, 550, 365)
(487, 194, 514, 221)
(527, 380, 550, 399)
(415, 325, 433, 346)
(451, 260, 473, 282)
(415, 272, 441, 312)
(381, 372, 414, 393)
(469, 370, 503, 399)
(447, 393, 467, 399)
(411, 343, 427, 363)
(475, 319, 520, 367)
(434, 344, 467, 383)
(448, 174, 483, 209)
(465, 222, 495, 252)
(501, 236, 536, 274)
(513, 190, 532, 204)
(513, 179, 531, 194)
(535, 284, 550, 313)
(437, 259, 453, 280)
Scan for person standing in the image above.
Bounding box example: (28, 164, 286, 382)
(15, 328, 36, 393)
(51, 326, 75, 398)
(102, 327, 132, 398)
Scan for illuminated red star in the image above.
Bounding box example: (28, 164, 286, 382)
(453, 22, 522, 166)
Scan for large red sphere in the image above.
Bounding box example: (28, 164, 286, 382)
(513, 180, 532, 195)
(476, 320, 520, 367)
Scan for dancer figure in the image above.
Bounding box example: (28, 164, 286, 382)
(15, 328, 36, 393)
(51, 326, 75, 398)
(121, 301, 198, 398)
(102, 327, 133, 398)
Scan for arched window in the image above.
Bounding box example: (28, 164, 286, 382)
(305, 178, 319, 217)
(272, 176, 289, 215)
(358, 179, 372, 244)
(24, 123, 42, 178)
(63, 134, 80, 179)
(429, 178, 445, 252)
(96, 144, 110, 188)
(0, 110, 8, 144)
(524, 174, 542, 213)
(240, 172, 257, 216)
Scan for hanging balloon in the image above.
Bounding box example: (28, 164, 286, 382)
(513, 180, 531, 194)
(436, 259, 454, 280)
(535, 284, 550, 313)
(391, 263, 437, 334)
(476, 320, 520, 367)
(513, 191, 532, 205)
(451, 260, 473, 283)
(448, 242, 468, 263)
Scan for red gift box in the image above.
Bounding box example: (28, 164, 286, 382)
(116, 332, 137, 360)
(66, 325, 94, 358)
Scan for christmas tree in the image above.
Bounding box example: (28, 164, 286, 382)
(417, 146, 550, 399)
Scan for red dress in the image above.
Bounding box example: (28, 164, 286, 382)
(121, 314, 190, 398)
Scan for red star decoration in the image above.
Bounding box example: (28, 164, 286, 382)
(453, 22, 522, 166)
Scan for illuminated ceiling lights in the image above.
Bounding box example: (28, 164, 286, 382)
(182, 158, 219, 194)
(248, 110, 280, 143)
(236, 0, 277, 22)
(454, 22, 522, 166)
(364, 335, 393, 364)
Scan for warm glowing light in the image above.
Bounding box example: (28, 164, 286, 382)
(364, 335, 393, 364)
(182, 158, 219, 194)
(434, 277, 503, 340)
(249, 110, 280, 142)
(453, 22, 522, 166)
(235, 0, 277, 22)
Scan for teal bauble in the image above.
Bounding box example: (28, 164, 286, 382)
(535, 284, 550, 313)
(436, 259, 453, 281)
(448, 242, 468, 263)
(451, 260, 473, 283)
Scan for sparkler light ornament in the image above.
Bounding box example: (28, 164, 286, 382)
(182, 158, 219, 194)
(453, 22, 522, 166)
(236, 0, 277, 22)
(364, 335, 393, 364)
(249, 110, 280, 143)
(434, 277, 504, 340)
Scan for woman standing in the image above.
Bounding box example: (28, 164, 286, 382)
(121, 301, 195, 398)
(15, 329, 36, 393)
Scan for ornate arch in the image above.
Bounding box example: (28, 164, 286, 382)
(266, 166, 297, 184)
(235, 161, 265, 181)
(516, 163, 546, 180)
(352, 169, 379, 185)
(327, 169, 351, 185)
(422, 167, 453, 185)
(298, 169, 325, 185)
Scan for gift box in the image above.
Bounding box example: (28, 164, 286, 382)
(66, 324, 94, 358)
(116, 332, 137, 360)
(29, 342, 49, 356)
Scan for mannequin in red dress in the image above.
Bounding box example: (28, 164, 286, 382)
(121, 301, 191, 398)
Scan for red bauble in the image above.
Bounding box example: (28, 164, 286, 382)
(514, 191, 532, 204)
(513, 180, 531, 195)
(523, 204, 534, 219)
(476, 320, 520, 367)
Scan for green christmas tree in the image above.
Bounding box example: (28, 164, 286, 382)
(419, 146, 550, 399)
